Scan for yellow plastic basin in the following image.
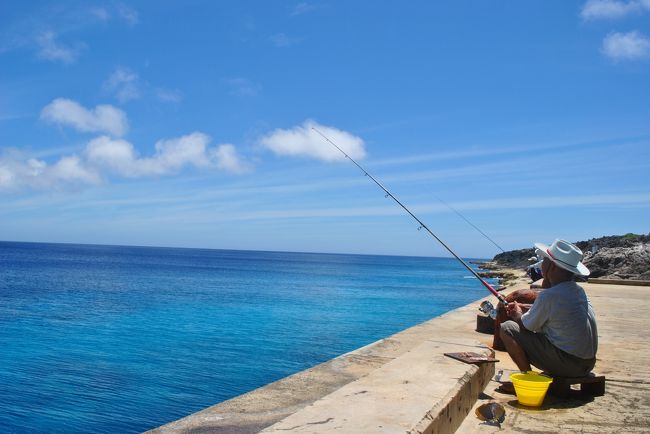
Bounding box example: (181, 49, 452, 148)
(511, 372, 553, 407)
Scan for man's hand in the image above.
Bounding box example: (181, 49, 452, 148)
(506, 301, 524, 322)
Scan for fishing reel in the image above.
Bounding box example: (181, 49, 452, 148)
(478, 300, 497, 319)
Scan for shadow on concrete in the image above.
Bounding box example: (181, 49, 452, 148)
(506, 393, 595, 411)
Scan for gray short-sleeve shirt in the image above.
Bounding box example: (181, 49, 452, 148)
(521, 281, 598, 359)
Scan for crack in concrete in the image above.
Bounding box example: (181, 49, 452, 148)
(274, 417, 335, 431)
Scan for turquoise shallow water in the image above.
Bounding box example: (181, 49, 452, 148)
(0, 241, 493, 433)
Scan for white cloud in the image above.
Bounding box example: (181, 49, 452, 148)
(0, 132, 250, 193)
(84, 136, 140, 176)
(581, 0, 650, 20)
(148, 133, 215, 174)
(35, 31, 80, 63)
(41, 98, 129, 137)
(602, 31, 650, 60)
(259, 120, 366, 162)
(85, 133, 249, 177)
(0, 152, 101, 192)
(104, 67, 140, 103)
(48, 155, 100, 184)
(212, 144, 251, 173)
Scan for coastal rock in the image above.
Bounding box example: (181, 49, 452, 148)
(489, 233, 650, 281)
(582, 243, 650, 280)
(491, 249, 536, 270)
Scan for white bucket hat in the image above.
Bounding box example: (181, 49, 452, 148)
(534, 239, 590, 277)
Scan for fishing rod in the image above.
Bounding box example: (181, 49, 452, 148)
(313, 127, 508, 305)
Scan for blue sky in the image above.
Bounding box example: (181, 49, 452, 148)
(1, 1, 649, 258)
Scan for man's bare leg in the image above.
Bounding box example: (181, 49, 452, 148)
(500, 327, 532, 372)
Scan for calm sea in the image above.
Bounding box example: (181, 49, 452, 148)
(0, 241, 494, 433)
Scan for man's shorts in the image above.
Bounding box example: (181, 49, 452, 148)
(501, 320, 595, 377)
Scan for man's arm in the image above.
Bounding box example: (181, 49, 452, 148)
(519, 294, 548, 333)
(506, 301, 526, 327)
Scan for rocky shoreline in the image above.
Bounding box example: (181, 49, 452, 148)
(475, 264, 527, 289)
(483, 233, 650, 281)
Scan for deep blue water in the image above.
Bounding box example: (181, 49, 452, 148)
(0, 241, 493, 433)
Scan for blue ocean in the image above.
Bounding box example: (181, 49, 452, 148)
(0, 241, 494, 433)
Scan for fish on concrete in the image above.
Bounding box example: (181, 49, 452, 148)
(475, 401, 506, 427)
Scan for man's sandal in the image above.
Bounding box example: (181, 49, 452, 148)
(496, 381, 516, 395)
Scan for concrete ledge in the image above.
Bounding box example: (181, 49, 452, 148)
(410, 362, 492, 434)
(588, 278, 650, 286)
(533, 278, 650, 288)
(262, 339, 493, 433)
(148, 302, 495, 433)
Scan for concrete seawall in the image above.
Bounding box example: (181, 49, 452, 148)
(149, 279, 650, 433)
(148, 300, 498, 433)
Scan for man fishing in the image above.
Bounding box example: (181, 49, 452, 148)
(492, 284, 547, 351)
(499, 239, 598, 379)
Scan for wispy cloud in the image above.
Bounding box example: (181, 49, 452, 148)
(170, 136, 645, 208)
(259, 120, 366, 162)
(581, 0, 650, 20)
(103, 67, 141, 103)
(35, 31, 81, 63)
(102, 68, 182, 103)
(224, 77, 261, 96)
(291, 2, 320, 16)
(270, 33, 299, 47)
(225, 191, 650, 222)
(76, 4, 140, 26)
(369, 134, 650, 168)
(89, 7, 111, 22)
(116, 3, 139, 26)
(121, 191, 648, 224)
(602, 31, 650, 60)
(436, 192, 650, 213)
(87, 4, 139, 25)
(0, 112, 31, 122)
(376, 140, 649, 190)
(155, 87, 183, 103)
(41, 98, 129, 137)
(1, 4, 137, 60)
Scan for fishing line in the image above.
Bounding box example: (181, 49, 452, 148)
(432, 196, 506, 254)
(313, 127, 508, 305)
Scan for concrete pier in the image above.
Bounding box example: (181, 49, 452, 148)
(149, 280, 650, 433)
